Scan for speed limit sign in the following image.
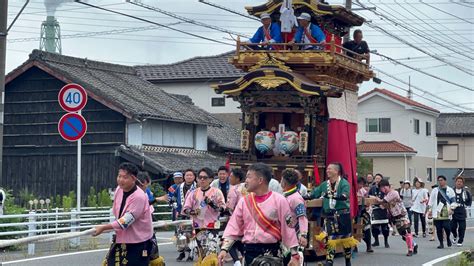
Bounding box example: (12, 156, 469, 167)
(58, 83, 88, 112)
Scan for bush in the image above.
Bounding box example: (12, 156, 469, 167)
(0, 189, 27, 248)
(97, 189, 112, 207)
(150, 182, 165, 197)
(87, 187, 98, 208)
(18, 188, 36, 208)
(62, 195, 73, 211)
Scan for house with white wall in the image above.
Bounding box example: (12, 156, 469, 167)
(135, 51, 244, 128)
(2, 50, 240, 199)
(357, 88, 440, 186)
(436, 113, 474, 190)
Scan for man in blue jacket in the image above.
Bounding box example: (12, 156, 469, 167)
(248, 12, 282, 50)
(290, 12, 325, 50)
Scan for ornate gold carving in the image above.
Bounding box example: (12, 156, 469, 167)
(249, 56, 291, 72)
(255, 79, 287, 89)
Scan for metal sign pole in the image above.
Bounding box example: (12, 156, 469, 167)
(77, 110, 81, 211)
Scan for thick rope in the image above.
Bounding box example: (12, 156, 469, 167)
(0, 220, 192, 248)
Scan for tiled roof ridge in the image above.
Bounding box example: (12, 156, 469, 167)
(359, 88, 439, 113)
(357, 140, 417, 153)
(439, 112, 474, 116)
(134, 145, 210, 154)
(30, 49, 137, 75)
(134, 50, 234, 68)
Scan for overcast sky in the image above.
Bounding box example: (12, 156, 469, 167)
(6, 0, 474, 113)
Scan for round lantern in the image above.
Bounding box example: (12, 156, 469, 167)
(254, 131, 276, 153)
(278, 131, 299, 153)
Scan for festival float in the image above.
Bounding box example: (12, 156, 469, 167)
(212, 0, 376, 258)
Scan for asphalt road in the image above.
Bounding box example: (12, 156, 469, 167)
(2, 226, 473, 266)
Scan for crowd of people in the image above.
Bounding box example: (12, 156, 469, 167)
(93, 161, 472, 266)
(246, 12, 370, 64)
(356, 173, 472, 257)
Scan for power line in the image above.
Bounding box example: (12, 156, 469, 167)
(126, 0, 250, 38)
(373, 66, 474, 112)
(373, 51, 473, 91)
(396, 0, 473, 53)
(378, 79, 467, 112)
(73, 1, 233, 46)
(419, 0, 474, 24)
(198, 0, 260, 21)
(451, 0, 474, 8)
(365, 0, 474, 60)
(7, 22, 184, 43)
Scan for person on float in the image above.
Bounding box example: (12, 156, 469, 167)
(342, 29, 370, 64)
(248, 12, 282, 50)
(310, 162, 358, 266)
(217, 163, 300, 266)
(372, 179, 419, 256)
(289, 12, 326, 50)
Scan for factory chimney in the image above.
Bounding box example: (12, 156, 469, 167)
(39, 16, 62, 54)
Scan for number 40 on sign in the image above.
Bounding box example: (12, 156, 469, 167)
(58, 83, 88, 113)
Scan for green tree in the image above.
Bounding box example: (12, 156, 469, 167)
(357, 156, 373, 178)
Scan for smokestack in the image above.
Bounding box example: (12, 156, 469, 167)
(40, 16, 62, 54)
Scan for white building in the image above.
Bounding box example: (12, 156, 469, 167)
(357, 88, 440, 185)
(436, 113, 474, 190)
(135, 51, 244, 128)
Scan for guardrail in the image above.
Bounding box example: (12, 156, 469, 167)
(0, 205, 173, 255)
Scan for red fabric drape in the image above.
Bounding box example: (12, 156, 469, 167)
(225, 155, 230, 172)
(327, 119, 358, 218)
(323, 29, 342, 53)
(313, 158, 321, 185)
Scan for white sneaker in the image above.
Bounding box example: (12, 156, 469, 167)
(457, 243, 463, 247)
(234, 261, 242, 266)
(452, 237, 457, 244)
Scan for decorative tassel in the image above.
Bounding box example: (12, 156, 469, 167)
(327, 237, 359, 249)
(149, 256, 166, 266)
(195, 253, 218, 266)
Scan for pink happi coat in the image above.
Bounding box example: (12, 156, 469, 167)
(226, 183, 248, 212)
(223, 191, 298, 248)
(182, 186, 225, 229)
(111, 186, 153, 244)
(286, 191, 308, 235)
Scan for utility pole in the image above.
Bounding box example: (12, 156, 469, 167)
(344, 0, 352, 43)
(0, 1, 8, 182)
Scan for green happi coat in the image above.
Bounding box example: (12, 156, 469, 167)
(311, 178, 350, 213)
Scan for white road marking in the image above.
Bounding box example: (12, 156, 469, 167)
(421, 251, 463, 266)
(2, 242, 173, 265)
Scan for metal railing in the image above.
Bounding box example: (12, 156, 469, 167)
(235, 38, 371, 66)
(0, 205, 173, 255)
